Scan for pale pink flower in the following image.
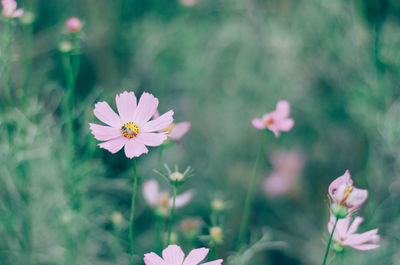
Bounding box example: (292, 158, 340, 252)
(89, 91, 174, 158)
(142, 180, 194, 209)
(252, 100, 294, 137)
(144, 244, 223, 265)
(154, 111, 191, 142)
(328, 214, 380, 250)
(328, 170, 368, 210)
(263, 151, 305, 197)
(66, 17, 82, 33)
(180, 0, 198, 7)
(1, 0, 23, 18)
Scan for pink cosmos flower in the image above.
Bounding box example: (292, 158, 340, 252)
(1, 0, 23, 18)
(144, 244, 223, 265)
(142, 180, 194, 209)
(154, 111, 191, 142)
(263, 151, 305, 197)
(89, 91, 174, 158)
(252, 100, 294, 137)
(180, 0, 198, 7)
(66, 17, 82, 33)
(328, 214, 380, 250)
(328, 170, 368, 210)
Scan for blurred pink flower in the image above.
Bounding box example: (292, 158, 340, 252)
(1, 0, 23, 18)
(252, 100, 294, 137)
(263, 151, 305, 197)
(66, 17, 82, 33)
(142, 179, 194, 209)
(144, 244, 223, 265)
(328, 214, 380, 250)
(329, 170, 368, 211)
(154, 110, 191, 142)
(89, 91, 174, 158)
(180, 0, 198, 7)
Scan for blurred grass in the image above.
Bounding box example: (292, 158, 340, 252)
(1, 0, 400, 264)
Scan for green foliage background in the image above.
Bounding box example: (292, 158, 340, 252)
(1, 0, 400, 264)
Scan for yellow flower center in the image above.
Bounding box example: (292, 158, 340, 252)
(163, 123, 175, 132)
(265, 119, 274, 126)
(340, 186, 353, 204)
(121, 122, 139, 138)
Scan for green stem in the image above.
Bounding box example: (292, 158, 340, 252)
(1, 20, 13, 108)
(71, 34, 81, 82)
(327, 253, 336, 265)
(22, 23, 34, 104)
(237, 131, 267, 248)
(322, 218, 338, 265)
(129, 158, 138, 264)
(167, 182, 178, 245)
(155, 213, 164, 253)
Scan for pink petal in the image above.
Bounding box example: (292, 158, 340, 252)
(169, 190, 194, 208)
(144, 252, 169, 265)
(344, 229, 379, 246)
(124, 139, 149, 158)
(98, 137, 127, 154)
(142, 110, 174, 133)
(274, 100, 291, 119)
(201, 259, 223, 265)
(347, 217, 363, 235)
(116, 91, 137, 124)
(93, 101, 122, 128)
(89, 123, 122, 141)
(133, 92, 159, 125)
(136, 132, 168, 147)
(169, 122, 191, 140)
(252, 118, 266, 130)
(350, 244, 380, 250)
(267, 124, 281, 137)
(12, 8, 23, 17)
(153, 110, 160, 119)
(182, 248, 209, 265)
(262, 174, 293, 197)
(142, 180, 160, 206)
(346, 188, 368, 209)
(276, 118, 294, 132)
(328, 170, 353, 199)
(162, 245, 185, 265)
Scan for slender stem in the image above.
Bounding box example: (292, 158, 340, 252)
(71, 34, 81, 82)
(1, 20, 13, 108)
(129, 158, 138, 264)
(237, 131, 267, 248)
(155, 213, 164, 253)
(167, 182, 178, 245)
(22, 22, 33, 104)
(327, 253, 336, 265)
(322, 217, 338, 265)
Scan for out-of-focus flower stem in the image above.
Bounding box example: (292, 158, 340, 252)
(155, 213, 164, 253)
(237, 130, 267, 248)
(129, 158, 138, 264)
(167, 181, 178, 245)
(327, 253, 336, 265)
(322, 217, 338, 265)
(1, 20, 13, 109)
(71, 34, 80, 82)
(22, 22, 34, 104)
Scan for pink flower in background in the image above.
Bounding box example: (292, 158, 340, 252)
(89, 91, 174, 158)
(263, 151, 305, 197)
(66, 17, 82, 33)
(142, 180, 194, 209)
(144, 244, 223, 265)
(328, 214, 380, 250)
(154, 110, 191, 143)
(180, 0, 198, 7)
(328, 170, 368, 210)
(252, 100, 294, 137)
(1, 0, 23, 18)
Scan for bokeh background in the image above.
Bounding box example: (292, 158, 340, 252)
(1, 0, 400, 264)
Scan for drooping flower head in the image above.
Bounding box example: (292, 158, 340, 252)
(142, 179, 194, 216)
(328, 214, 380, 251)
(144, 245, 223, 265)
(252, 100, 294, 137)
(154, 110, 191, 144)
(66, 17, 82, 33)
(263, 151, 305, 197)
(329, 170, 368, 217)
(89, 91, 174, 158)
(1, 0, 23, 18)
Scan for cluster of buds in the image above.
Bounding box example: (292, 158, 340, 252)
(327, 170, 379, 252)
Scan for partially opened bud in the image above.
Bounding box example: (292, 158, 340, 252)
(210, 226, 223, 243)
(66, 17, 82, 33)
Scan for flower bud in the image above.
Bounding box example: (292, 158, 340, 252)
(60, 213, 72, 225)
(66, 17, 82, 33)
(59, 41, 73, 53)
(211, 199, 225, 212)
(333, 242, 344, 253)
(111, 212, 123, 227)
(331, 204, 348, 219)
(210, 226, 223, 243)
(169, 171, 184, 182)
(20, 11, 35, 24)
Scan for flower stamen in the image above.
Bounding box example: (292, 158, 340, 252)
(163, 123, 175, 132)
(265, 119, 274, 126)
(340, 186, 353, 204)
(121, 122, 139, 138)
